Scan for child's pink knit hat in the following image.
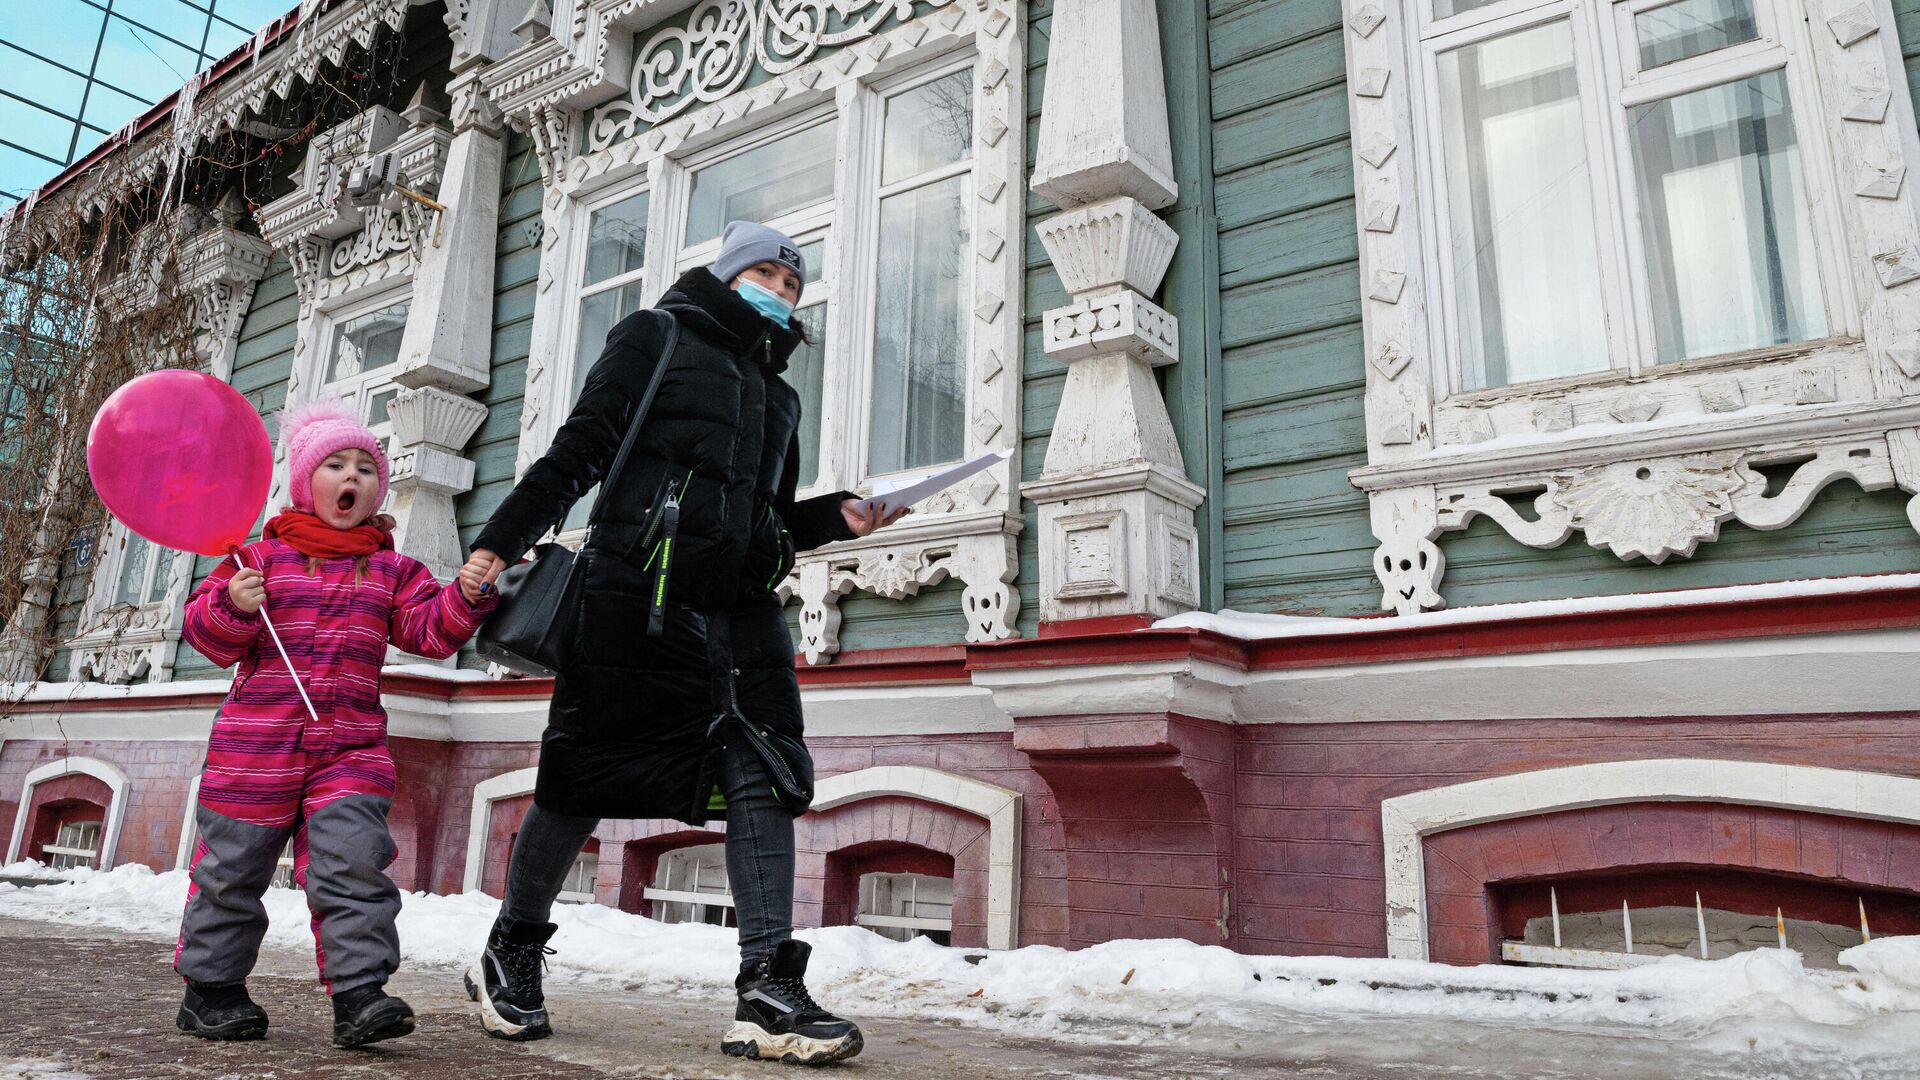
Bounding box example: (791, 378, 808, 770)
(279, 400, 390, 513)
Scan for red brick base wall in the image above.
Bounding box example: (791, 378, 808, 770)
(1235, 714, 1920, 958)
(0, 741, 202, 870)
(13, 708, 1920, 965)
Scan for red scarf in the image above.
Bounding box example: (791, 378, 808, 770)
(263, 511, 394, 559)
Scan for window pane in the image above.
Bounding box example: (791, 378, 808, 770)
(585, 191, 648, 286)
(146, 548, 171, 604)
(1636, 0, 1760, 69)
(567, 282, 647, 530)
(325, 301, 409, 382)
(367, 387, 398, 428)
(1433, 0, 1504, 20)
(882, 69, 974, 185)
(684, 121, 837, 246)
(115, 533, 150, 606)
(787, 301, 827, 488)
(1631, 71, 1826, 362)
(869, 175, 969, 475)
(796, 238, 825, 286)
(1438, 21, 1609, 390)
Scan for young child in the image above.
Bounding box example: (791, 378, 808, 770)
(174, 401, 496, 1048)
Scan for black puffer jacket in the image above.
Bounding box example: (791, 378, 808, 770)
(473, 267, 855, 823)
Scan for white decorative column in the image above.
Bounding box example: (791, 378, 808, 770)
(1023, 0, 1204, 622)
(387, 70, 502, 581)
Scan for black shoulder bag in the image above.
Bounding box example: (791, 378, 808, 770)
(475, 311, 680, 677)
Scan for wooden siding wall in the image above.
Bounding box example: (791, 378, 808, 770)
(1205, 0, 1920, 618)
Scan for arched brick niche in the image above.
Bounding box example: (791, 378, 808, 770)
(822, 840, 959, 937)
(1381, 758, 1920, 961)
(7, 757, 129, 868)
(617, 829, 726, 916)
(1422, 802, 1920, 964)
(797, 796, 991, 948)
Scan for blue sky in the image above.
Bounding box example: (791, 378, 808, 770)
(0, 0, 293, 208)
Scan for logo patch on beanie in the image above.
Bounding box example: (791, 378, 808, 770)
(778, 245, 801, 269)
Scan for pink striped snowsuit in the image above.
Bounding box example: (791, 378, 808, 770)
(174, 537, 494, 993)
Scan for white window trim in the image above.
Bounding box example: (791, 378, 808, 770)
(257, 102, 450, 519)
(485, 0, 1027, 662)
(463, 767, 539, 895)
(1343, 0, 1920, 615)
(67, 520, 194, 684)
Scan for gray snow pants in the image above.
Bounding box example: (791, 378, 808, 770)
(174, 795, 401, 994)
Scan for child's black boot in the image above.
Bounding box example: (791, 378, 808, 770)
(723, 940, 863, 1065)
(330, 982, 415, 1048)
(465, 916, 557, 1040)
(177, 980, 269, 1040)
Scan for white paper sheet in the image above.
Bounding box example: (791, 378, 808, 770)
(863, 450, 1012, 517)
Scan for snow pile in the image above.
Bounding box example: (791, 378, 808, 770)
(0, 860, 80, 881)
(5, 863, 1920, 1054)
(1154, 573, 1920, 639)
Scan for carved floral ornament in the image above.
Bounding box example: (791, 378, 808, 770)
(592, 0, 953, 135)
(1366, 435, 1920, 615)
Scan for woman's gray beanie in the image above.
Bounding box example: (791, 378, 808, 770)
(712, 221, 806, 294)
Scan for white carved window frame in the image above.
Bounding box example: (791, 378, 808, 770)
(1343, 0, 1920, 615)
(266, 259, 420, 516)
(310, 282, 418, 450)
(68, 521, 195, 684)
(484, 0, 1027, 661)
(255, 100, 456, 505)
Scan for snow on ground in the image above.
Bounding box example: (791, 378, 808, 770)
(5, 862, 1920, 1062)
(0, 1062, 95, 1080)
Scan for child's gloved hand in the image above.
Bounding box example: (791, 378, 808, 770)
(460, 549, 506, 604)
(228, 567, 267, 613)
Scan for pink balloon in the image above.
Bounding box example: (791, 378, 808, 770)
(87, 370, 273, 557)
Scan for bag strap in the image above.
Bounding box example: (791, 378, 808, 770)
(588, 310, 680, 529)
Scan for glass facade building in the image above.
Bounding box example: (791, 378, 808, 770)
(0, 1, 292, 209)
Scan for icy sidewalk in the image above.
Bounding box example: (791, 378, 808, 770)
(4, 863, 1919, 1063)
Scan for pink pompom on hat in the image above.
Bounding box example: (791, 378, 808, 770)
(278, 399, 390, 513)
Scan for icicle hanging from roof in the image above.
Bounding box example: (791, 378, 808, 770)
(162, 71, 206, 209)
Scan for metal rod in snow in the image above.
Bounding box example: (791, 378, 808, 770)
(1776, 908, 1787, 950)
(229, 550, 320, 724)
(1860, 898, 1872, 943)
(1550, 886, 1561, 947)
(1623, 900, 1633, 954)
(1695, 892, 1709, 960)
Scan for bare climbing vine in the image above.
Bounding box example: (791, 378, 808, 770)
(0, 7, 413, 698)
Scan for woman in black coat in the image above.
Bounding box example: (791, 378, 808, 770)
(459, 221, 904, 1064)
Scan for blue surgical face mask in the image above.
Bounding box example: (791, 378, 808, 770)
(736, 278, 796, 325)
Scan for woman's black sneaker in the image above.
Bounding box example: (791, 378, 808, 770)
(465, 917, 557, 1040)
(722, 940, 863, 1066)
(330, 983, 415, 1048)
(177, 981, 269, 1040)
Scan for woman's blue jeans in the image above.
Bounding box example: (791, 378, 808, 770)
(499, 739, 793, 967)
